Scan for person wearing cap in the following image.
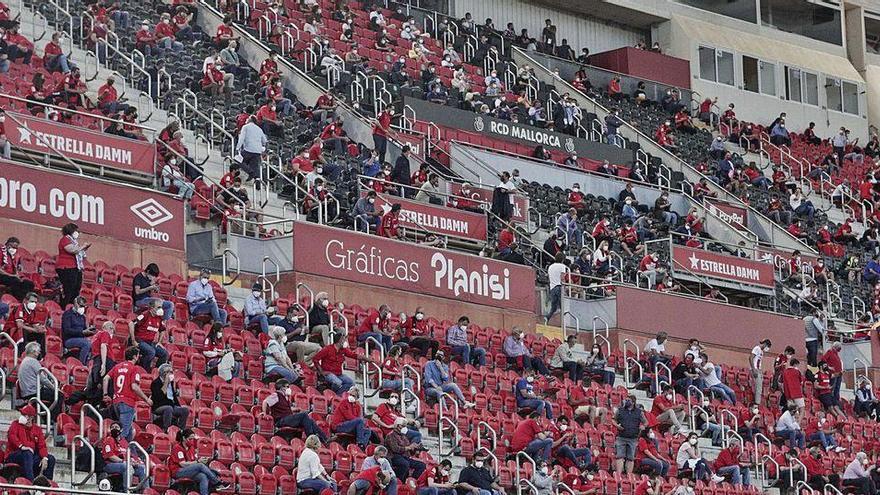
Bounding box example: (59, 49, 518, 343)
(244, 283, 275, 334)
(186, 269, 228, 325)
(101, 421, 148, 491)
(6, 403, 55, 481)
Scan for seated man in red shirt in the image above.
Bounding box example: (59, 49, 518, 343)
(378, 203, 404, 240)
(416, 459, 455, 495)
(135, 19, 157, 57)
(313, 334, 373, 395)
(567, 183, 587, 215)
(5, 404, 54, 481)
(256, 101, 283, 138)
(651, 384, 687, 434)
(201, 59, 231, 97)
(214, 14, 238, 48)
(43, 32, 71, 73)
(330, 386, 373, 449)
(97, 76, 129, 115)
(56, 66, 91, 109)
(101, 421, 147, 490)
(349, 465, 392, 495)
(713, 438, 751, 486)
(169, 428, 229, 495)
(128, 299, 168, 372)
(633, 475, 663, 495)
(5, 22, 32, 64)
(266, 76, 293, 117)
(172, 6, 194, 41)
(5, 292, 47, 355)
(802, 446, 839, 490)
(155, 13, 183, 52)
(397, 307, 440, 358)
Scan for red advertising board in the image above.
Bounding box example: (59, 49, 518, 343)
(392, 131, 425, 161)
(367, 192, 488, 242)
(672, 245, 774, 288)
(704, 198, 748, 231)
(4, 112, 156, 175)
(0, 160, 184, 250)
(446, 182, 529, 224)
(291, 221, 535, 311)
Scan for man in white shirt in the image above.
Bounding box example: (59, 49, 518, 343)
(750, 339, 770, 405)
(644, 331, 671, 371)
(774, 404, 805, 449)
(544, 252, 567, 324)
(699, 353, 736, 404)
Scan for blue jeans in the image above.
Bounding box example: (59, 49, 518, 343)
(105, 461, 146, 491)
(0, 302, 7, 319)
(710, 383, 737, 404)
(357, 332, 392, 353)
(158, 37, 184, 52)
(110, 10, 131, 29)
(333, 418, 372, 447)
(717, 465, 750, 486)
(136, 297, 174, 321)
(323, 373, 354, 395)
(808, 431, 837, 449)
(776, 428, 805, 448)
(425, 383, 465, 404)
(247, 314, 270, 333)
(405, 428, 423, 444)
(266, 365, 299, 383)
(381, 378, 414, 391)
(64, 337, 92, 365)
(175, 463, 220, 495)
(451, 344, 486, 367)
(6, 450, 55, 481)
(190, 301, 227, 325)
(524, 438, 553, 460)
(831, 375, 842, 402)
(518, 398, 553, 419)
(116, 402, 135, 441)
(391, 453, 426, 481)
(278, 412, 327, 443)
(545, 285, 561, 321)
(274, 98, 293, 116)
(558, 445, 591, 468)
(640, 458, 669, 476)
(703, 422, 724, 446)
(136, 340, 168, 371)
(47, 53, 71, 73)
(692, 459, 711, 481)
(298, 478, 337, 494)
(352, 477, 397, 495)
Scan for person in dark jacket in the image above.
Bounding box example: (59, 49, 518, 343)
(491, 171, 515, 221)
(391, 145, 412, 198)
(150, 363, 190, 429)
(61, 296, 94, 365)
(308, 291, 333, 344)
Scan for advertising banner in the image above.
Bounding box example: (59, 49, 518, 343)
(291, 221, 535, 311)
(704, 198, 748, 231)
(0, 160, 184, 250)
(672, 245, 774, 288)
(445, 182, 529, 224)
(4, 112, 156, 175)
(404, 97, 634, 164)
(367, 192, 488, 242)
(392, 131, 425, 161)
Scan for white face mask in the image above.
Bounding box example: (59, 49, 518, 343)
(586, 474, 594, 481)
(649, 431, 656, 439)
(321, 299, 330, 308)
(474, 461, 484, 468)
(751, 408, 758, 414)
(389, 397, 399, 405)
(665, 394, 672, 400)
(6, 247, 15, 256)
(689, 438, 698, 446)
(368, 198, 375, 204)
(252, 291, 261, 297)
(77, 306, 85, 315)
(540, 467, 548, 475)
(281, 336, 288, 344)
(460, 325, 468, 332)
(415, 312, 424, 321)
(526, 376, 535, 383)
(71, 231, 80, 240)
(342, 340, 349, 348)
(559, 424, 568, 431)
(347, 395, 357, 403)
(519, 332, 525, 339)
(400, 427, 408, 434)
(17, 415, 27, 425)
(201, 277, 209, 285)
(155, 308, 164, 317)
(26, 302, 36, 311)
(141, 25, 148, 31)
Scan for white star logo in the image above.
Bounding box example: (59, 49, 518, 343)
(17, 123, 32, 145)
(689, 253, 699, 269)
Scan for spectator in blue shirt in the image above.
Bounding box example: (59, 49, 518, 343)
(186, 268, 228, 325)
(515, 368, 553, 419)
(61, 296, 93, 365)
(445, 316, 486, 368)
(770, 120, 791, 147)
(863, 255, 880, 285)
(556, 208, 582, 248)
(423, 351, 475, 409)
(244, 282, 271, 333)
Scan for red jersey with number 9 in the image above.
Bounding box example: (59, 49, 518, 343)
(108, 361, 143, 407)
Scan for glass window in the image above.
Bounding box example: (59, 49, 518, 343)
(804, 72, 819, 106)
(786, 67, 801, 102)
(717, 51, 735, 86)
(742, 56, 759, 93)
(675, 0, 758, 23)
(699, 46, 717, 82)
(826, 77, 842, 112)
(864, 16, 880, 54)
(758, 60, 775, 95)
(842, 81, 859, 115)
(761, 0, 842, 46)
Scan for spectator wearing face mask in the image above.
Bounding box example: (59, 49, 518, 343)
(750, 338, 771, 404)
(244, 283, 274, 334)
(6, 404, 54, 481)
(843, 452, 877, 495)
(150, 363, 189, 431)
(332, 387, 374, 450)
(416, 459, 454, 495)
(511, 411, 553, 460)
(713, 438, 751, 486)
(262, 378, 327, 439)
(129, 299, 168, 372)
(155, 14, 183, 52)
(423, 351, 475, 409)
(132, 263, 173, 320)
(737, 403, 764, 441)
(446, 315, 486, 367)
(455, 453, 503, 495)
(651, 384, 687, 435)
(614, 394, 647, 475)
(385, 418, 426, 481)
(264, 326, 300, 383)
(186, 268, 228, 325)
(699, 353, 736, 404)
(550, 335, 584, 381)
(805, 409, 844, 452)
(203, 323, 241, 379)
(516, 368, 553, 419)
(101, 420, 147, 490)
(775, 404, 805, 449)
(103, 346, 149, 441)
(636, 428, 669, 476)
(397, 307, 439, 358)
(503, 328, 549, 374)
(855, 378, 880, 419)
(314, 333, 373, 395)
(60, 296, 93, 365)
(56, 223, 90, 309)
(356, 304, 395, 353)
(169, 429, 229, 495)
(676, 432, 723, 482)
(814, 361, 845, 418)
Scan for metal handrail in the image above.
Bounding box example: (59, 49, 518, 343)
(515, 451, 537, 495)
(36, 367, 59, 422)
(719, 409, 739, 448)
(359, 347, 384, 406)
(853, 357, 869, 387)
(624, 356, 643, 389)
(686, 385, 705, 425)
(622, 338, 640, 363)
(654, 362, 672, 399)
(556, 482, 575, 495)
(591, 316, 609, 340)
(825, 483, 844, 495)
(400, 364, 422, 418)
(688, 404, 710, 433)
(476, 421, 498, 452)
(261, 256, 280, 284)
(295, 282, 315, 307)
(126, 441, 150, 491)
(256, 275, 275, 302)
(561, 311, 579, 340)
(0, 332, 18, 370)
(80, 403, 104, 440)
(436, 392, 460, 458)
(363, 334, 386, 364)
(759, 454, 780, 486)
(754, 432, 774, 460)
(796, 481, 816, 495)
(328, 309, 348, 345)
(70, 435, 95, 487)
(789, 457, 808, 487)
(221, 248, 240, 285)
